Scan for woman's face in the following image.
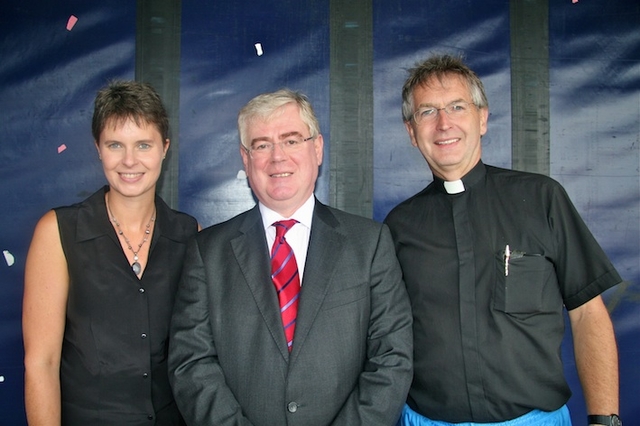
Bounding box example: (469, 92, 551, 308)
(95, 116, 168, 199)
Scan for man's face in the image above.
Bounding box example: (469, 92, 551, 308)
(405, 74, 488, 181)
(240, 103, 323, 217)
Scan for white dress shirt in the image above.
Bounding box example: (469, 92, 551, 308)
(259, 194, 314, 283)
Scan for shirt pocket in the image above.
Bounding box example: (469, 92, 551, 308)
(493, 250, 554, 315)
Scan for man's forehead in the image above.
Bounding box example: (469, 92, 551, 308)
(248, 110, 307, 140)
(421, 73, 468, 92)
(414, 75, 471, 104)
(250, 130, 303, 143)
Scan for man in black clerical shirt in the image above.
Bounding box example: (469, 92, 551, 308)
(385, 54, 623, 426)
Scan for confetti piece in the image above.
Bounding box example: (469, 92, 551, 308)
(236, 170, 247, 179)
(3, 250, 14, 267)
(67, 15, 78, 31)
(254, 43, 263, 56)
(572, 0, 578, 3)
(58, 144, 67, 154)
(0, 376, 4, 383)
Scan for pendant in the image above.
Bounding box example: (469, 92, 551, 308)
(132, 261, 142, 275)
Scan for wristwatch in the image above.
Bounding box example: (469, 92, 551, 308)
(588, 414, 622, 426)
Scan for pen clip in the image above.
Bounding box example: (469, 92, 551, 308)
(504, 244, 510, 277)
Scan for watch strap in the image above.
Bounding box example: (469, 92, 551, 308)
(588, 414, 621, 426)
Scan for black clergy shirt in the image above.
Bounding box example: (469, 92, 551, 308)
(385, 161, 622, 423)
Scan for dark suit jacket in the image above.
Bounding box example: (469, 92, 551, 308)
(168, 200, 413, 426)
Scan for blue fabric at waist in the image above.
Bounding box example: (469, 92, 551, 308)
(397, 404, 572, 426)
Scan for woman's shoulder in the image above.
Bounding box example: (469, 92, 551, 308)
(155, 197, 199, 236)
(53, 187, 106, 218)
(33, 209, 60, 237)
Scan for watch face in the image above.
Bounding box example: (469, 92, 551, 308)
(612, 415, 622, 426)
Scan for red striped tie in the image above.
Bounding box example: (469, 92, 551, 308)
(271, 220, 301, 352)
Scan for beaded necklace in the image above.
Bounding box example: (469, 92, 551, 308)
(106, 196, 155, 276)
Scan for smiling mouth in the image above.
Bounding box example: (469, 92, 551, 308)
(270, 172, 292, 177)
(435, 138, 459, 146)
(120, 173, 143, 178)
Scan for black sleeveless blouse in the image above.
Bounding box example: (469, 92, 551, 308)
(55, 187, 197, 425)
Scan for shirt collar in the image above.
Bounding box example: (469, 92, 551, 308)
(259, 194, 315, 231)
(434, 161, 486, 194)
(74, 185, 189, 244)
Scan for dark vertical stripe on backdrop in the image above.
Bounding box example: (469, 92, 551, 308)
(510, 0, 550, 175)
(329, 0, 374, 218)
(136, 0, 182, 208)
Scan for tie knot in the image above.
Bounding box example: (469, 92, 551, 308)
(273, 219, 298, 238)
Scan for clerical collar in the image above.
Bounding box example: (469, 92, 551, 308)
(443, 180, 465, 194)
(434, 161, 486, 194)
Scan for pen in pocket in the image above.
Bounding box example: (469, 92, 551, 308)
(504, 245, 510, 276)
(504, 246, 528, 276)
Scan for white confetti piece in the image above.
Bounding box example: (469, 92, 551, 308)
(58, 144, 67, 154)
(254, 43, 263, 56)
(66, 15, 78, 31)
(236, 170, 247, 180)
(0, 376, 4, 383)
(3, 250, 15, 267)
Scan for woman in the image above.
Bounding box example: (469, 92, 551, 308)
(23, 81, 199, 425)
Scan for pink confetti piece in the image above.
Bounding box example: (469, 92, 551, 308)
(572, 0, 578, 3)
(66, 15, 78, 31)
(58, 144, 67, 154)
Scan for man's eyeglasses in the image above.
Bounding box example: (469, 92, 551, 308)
(246, 135, 315, 158)
(412, 101, 476, 125)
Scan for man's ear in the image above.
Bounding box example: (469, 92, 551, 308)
(240, 146, 251, 176)
(479, 107, 489, 136)
(313, 134, 324, 166)
(404, 121, 418, 148)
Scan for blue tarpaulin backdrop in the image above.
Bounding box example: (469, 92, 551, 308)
(1, 1, 638, 424)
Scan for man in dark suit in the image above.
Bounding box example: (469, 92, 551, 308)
(168, 89, 413, 426)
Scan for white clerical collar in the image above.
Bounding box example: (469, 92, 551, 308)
(443, 179, 465, 194)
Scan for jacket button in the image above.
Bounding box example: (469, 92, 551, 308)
(287, 402, 298, 413)
(141, 333, 147, 339)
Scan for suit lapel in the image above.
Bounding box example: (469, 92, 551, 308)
(290, 201, 344, 360)
(230, 207, 290, 360)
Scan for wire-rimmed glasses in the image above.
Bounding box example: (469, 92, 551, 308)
(412, 101, 476, 125)
(246, 135, 316, 158)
